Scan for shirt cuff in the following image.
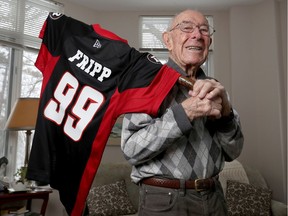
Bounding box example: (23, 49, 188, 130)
(215, 109, 235, 132)
(171, 104, 192, 134)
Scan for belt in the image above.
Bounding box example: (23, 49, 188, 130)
(141, 177, 216, 192)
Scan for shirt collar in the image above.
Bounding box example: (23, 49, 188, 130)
(166, 58, 207, 79)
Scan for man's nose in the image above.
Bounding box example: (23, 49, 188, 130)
(190, 27, 202, 39)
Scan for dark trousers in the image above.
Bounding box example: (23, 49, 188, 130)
(138, 179, 227, 216)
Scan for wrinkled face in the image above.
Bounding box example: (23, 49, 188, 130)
(163, 10, 212, 71)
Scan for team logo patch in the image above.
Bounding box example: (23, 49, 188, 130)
(147, 54, 161, 64)
(49, 13, 63, 20)
(93, 39, 102, 48)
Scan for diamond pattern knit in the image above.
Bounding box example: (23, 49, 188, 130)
(121, 59, 244, 183)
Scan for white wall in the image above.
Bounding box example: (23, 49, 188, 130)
(230, 0, 287, 203)
(43, 1, 287, 214)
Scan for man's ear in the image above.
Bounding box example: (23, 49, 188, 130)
(162, 32, 172, 50)
(209, 38, 212, 46)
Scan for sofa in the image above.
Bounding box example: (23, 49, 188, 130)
(87, 160, 287, 216)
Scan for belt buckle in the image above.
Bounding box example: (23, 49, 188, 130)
(195, 179, 205, 192)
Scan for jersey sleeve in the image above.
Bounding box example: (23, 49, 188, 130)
(35, 13, 68, 73)
(115, 49, 181, 117)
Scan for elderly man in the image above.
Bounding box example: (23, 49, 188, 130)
(121, 9, 244, 216)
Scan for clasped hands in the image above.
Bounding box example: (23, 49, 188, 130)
(181, 79, 231, 121)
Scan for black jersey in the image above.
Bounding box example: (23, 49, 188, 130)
(26, 13, 180, 216)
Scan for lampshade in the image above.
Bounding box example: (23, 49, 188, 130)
(5, 98, 40, 131)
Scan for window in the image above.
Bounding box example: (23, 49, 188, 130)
(139, 15, 214, 76)
(139, 16, 171, 63)
(0, 0, 63, 178)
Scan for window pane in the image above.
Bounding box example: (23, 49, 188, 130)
(15, 50, 41, 168)
(0, 0, 18, 32)
(24, 1, 56, 38)
(0, 45, 11, 155)
(140, 16, 172, 48)
(20, 50, 42, 97)
(0, 0, 64, 48)
(16, 131, 26, 168)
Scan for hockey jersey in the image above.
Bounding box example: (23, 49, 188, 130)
(26, 13, 180, 216)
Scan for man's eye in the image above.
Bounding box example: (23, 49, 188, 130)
(183, 25, 193, 30)
(200, 26, 209, 32)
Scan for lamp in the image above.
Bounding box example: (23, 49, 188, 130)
(5, 98, 39, 167)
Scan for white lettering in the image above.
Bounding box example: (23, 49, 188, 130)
(67, 49, 112, 82)
(84, 59, 95, 73)
(68, 50, 83, 62)
(89, 62, 102, 76)
(76, 54, 89, 70)
(98, 67, 111, 82)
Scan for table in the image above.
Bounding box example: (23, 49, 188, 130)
(0, 189, 52, 216)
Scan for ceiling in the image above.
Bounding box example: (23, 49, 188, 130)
(63, 0, 264, 11)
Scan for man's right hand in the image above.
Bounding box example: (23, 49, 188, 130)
(181, 93, 222, 121)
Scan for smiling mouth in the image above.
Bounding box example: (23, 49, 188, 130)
(187, 46, 202, 51)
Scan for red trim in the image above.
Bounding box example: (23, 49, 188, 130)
(115, 65, 181, 117)
(70, 98, 118, 216)
(39, 20, 47, 39)
(35, 44, 60, 96)
(92, 24, 128, 44)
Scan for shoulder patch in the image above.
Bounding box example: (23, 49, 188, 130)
(49, 12, 64, 20)
(147, 54, 161, 64)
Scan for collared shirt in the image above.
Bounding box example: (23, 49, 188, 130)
(121, 58, 244, 183)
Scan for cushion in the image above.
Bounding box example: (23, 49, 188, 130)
(87, 179, 137, 216)
(219, 160, 250, 196)
(226, 180, 272, 216)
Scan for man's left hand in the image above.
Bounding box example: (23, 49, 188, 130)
(190, 79, 232, 117)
